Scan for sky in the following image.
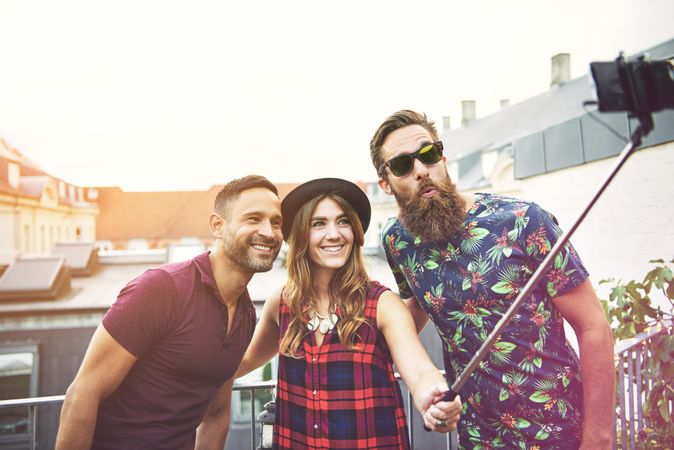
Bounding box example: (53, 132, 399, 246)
(0, 0, 672, 191)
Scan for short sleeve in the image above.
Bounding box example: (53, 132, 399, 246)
(522, 204, 589, 298)
(102, 269, 177, 357)
(380, 220, 414, 299)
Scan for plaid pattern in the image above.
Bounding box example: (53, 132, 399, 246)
(273, 281, 411, 450)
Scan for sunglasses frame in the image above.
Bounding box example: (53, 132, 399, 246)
(378, 141, 444, 177)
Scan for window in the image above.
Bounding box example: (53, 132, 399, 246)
(0, 343, 39, 445)
(22, 225, 30, 253)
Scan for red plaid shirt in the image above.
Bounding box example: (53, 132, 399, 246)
(273, 281, 410, 450)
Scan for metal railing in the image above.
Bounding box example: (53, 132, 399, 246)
(0, 379, 456, 450)
(3, 325, 672, 450)
(612, 322, 673, 450)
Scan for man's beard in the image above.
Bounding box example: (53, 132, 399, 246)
(222, 236, 280, 273)
(392, 176, 467, 242)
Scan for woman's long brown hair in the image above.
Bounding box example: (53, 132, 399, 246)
(279, 193, 370, 358)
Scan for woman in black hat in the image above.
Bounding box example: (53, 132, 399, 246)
(236, 178, 460, 449)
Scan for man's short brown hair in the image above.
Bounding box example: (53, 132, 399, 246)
(369, 110, 439, 178)
(214, 175, 278, 217)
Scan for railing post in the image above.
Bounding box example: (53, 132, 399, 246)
(617, 353, 627, 450)
(627, 348, 636, 449)
(30, 404, 36, 450)
(407, 389, 414, 449)
(250, 387, 256, 449)
(635, 344, 644, 436)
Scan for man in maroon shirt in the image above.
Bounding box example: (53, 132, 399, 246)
(55, 175, 283, 450)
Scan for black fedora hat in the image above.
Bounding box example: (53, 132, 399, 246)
(281, 178, 371, 241)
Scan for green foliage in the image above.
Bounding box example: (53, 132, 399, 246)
(600, 259, 674, 449)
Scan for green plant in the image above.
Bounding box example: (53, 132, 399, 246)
(600, 258, 674, 449)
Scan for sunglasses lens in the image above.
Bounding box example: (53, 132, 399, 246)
(384, 142, 443, 177)
(418, 143, 443, 164)
(388, 155, 414, 177)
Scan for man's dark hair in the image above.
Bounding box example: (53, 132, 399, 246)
(369, 110, 439, 178)
(214, 175, 278, 216)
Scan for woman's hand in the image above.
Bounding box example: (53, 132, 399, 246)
(418, 382, 461, 433)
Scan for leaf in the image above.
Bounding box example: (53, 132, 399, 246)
(514, 418, 531, 429)
(470, 315, 484, 328)
(494, 341, 516, 353)
(562, 374, 570, 388)
(491, 281, 513, 294)
(503, 247, 512, 258)
(533, 357, 543, 368)
(470, 227, 489, 240)
(529, 391, 551, 403)
(557, 399, 568, 417)
(534, 339, 544, 351)
(535, 429, 550, 440)
(499, 389, 509, 401)
(658, 398, 671, 422)
(547, 281, 557, 297)
(424, 260, 439, 270)
(462, 278, 472, 291)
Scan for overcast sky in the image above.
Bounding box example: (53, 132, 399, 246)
(0, 0, 672, 191)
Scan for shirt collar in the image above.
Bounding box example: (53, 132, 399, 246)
(193, 251, 254, 311)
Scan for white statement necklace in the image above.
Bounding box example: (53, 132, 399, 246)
(307, 306, 339, 334)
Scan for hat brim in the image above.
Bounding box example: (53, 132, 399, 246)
(281, 178, 371, 241)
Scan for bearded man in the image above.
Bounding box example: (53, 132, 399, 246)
(56, 175, 283, 450)
(370, 110, 614, 450)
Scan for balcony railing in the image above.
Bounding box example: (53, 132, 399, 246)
(2, 325, 671, 450)
(612, 322, 673, 450)
(0, 377, 457, 450)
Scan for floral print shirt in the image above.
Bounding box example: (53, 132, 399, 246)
(382, 193, 589, 450)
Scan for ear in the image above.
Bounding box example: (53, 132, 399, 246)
(209, 212, 225, 238)
(378, 177, 393, 196)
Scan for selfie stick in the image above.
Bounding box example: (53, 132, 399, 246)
(425, 112, 653, 429)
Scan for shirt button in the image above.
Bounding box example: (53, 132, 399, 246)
(312, 357, 316, 362)
(313, 424, 319, 430)
(313, 390, 317, 395)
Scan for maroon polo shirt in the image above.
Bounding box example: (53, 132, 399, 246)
(92, 251, 255, 450)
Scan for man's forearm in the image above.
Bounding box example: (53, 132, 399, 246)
(577, 326, 615, 448)
(195, 410, 230, 450)
(55, 389, 99, 450)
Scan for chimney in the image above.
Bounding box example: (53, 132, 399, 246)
(442, 116, 451, 131)
(461, 100, 476, 126)
(8, 162, 20, 189)
(551, 53, 570, 86)
(500, 99, 510, 108)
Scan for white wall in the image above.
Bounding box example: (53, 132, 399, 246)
(0, 202, 98, 263)
(0, 208, 20, 263)
(515, 143, 674, 300)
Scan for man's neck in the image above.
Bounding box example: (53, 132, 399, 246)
(208, 249, 253, 308)
(461, 192, 477, 213)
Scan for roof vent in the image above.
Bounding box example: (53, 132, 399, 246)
(0, 256, 72, 301)
(461, 100, 476, 126)
(551, 53, 571, 86)
(53, 242, 100, 276)
(443, 116, 451, 131)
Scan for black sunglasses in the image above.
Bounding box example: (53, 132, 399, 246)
(378, 141, 444, 177)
